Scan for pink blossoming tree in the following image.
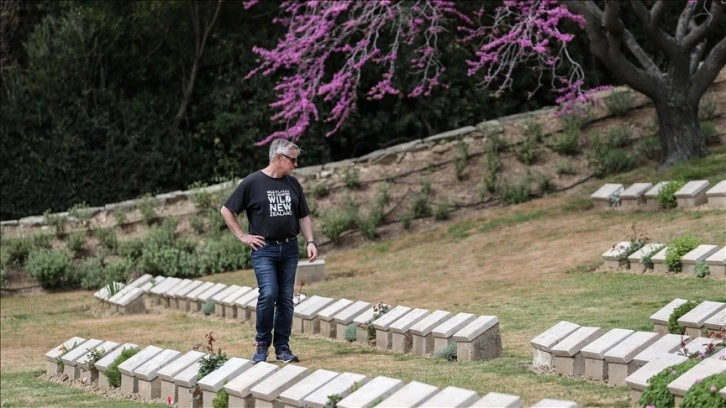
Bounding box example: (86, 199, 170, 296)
(246, 0, 725, 169)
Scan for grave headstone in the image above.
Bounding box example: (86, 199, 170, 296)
(531, 398, 578, 408)
(114, 287, 146, 315)
(316, 298, 354, 339)
(372, 305, 412, 350)
(172, 280, 204, 310)
(677, 301, 725, 338)
(388, 308, 430, 353)
(551, 327, 603, 377)
(601, 241, 632, 268)
(278, 368, 339, 408)
(197, 357, 252, 408)
(62, 338, 103, 380)
(632, 333, 690, 369)
(650, 298, 690, 334)
(211, 284, 243, 317)
(650, 246, 670, 274)
(338, 301, 371, 343)
(184, 281, 215, 312)
(705, 246, 726, 278)
(78, 340, 120, 383)
(419, 385, 479, 408)
(432, 312, 476, 355)
(223, 362, 279, 408)
(250, 364, 310, 408)
(118, 345, 163, 394)
(303, 372, 368, 408)
(530, 321, 580, 369)
(292, 295, 334, 334)
(95, 343, 138, 389)
(667, 357, 726, 406)
(580, 328, 634, 381)
(173, 361, 202, 408)
(705, 180, 726, 208)
(603, 331, 660, 385)
(409, 310, 453, 356)
(134, 349, 182, 400)
(471, 392, 523, 408)
(376, 381, 439, 408)
(590, 183, 624, 209)
(234, 288, 260, 323)
(158, 350, 205, 405)
(221, 286, 252, 319)
(674, 180, 710, 208)
(453, 315, 502, 361)
(625, 353, 689, 406)
(704, 308, 725, 336)
(644, 181, 672, 209)
(45, 336, 87, 376)
(681, 244, 720, 275)
(619, 183, 652, 209)
(337, 376, 405, 408)
(294, 259, 326, 288)
(680, 336, 724, 357)
(627, 243, 665, 271)
(194, 282, 227, 313)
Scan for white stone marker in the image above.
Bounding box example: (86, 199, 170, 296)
(601, 241, 633, 269)
(118, 345, 164, 394)
(95, 343, 138, 389)
(377, 381, 439, 407)
(194, 282, 227, 313)
(603, 331, 661, 385)
(78, 340, 120, 383)
(674, 179, 710, 208)
(632, 333, 690, 369)
(530, 321, 580, 369)
(650, 298, 690, 334)
(164, 279, 194, 309)
(420, 385, 479, 408)
(625, 353, 689, 406)
(650, 245, 670, 274)
(590, 183, 624, 209)
(372, 305, 412, 350)
(95, 284, 124, 302)
(234, 288, 259, 323)
(158, 350, 205, 406)
(678, 301, 726, 338)
(106, 285, 139, 311)
(432, 312, 478, 355)
(453, 315, 502, 361)
(173, 361, 202, 408)
(172, 280, 204, 310)
(337, 376, 405, 408)
(705, 180, 726, 208)
(134, 349, 182, 400)
(410, 310, 453, 356)
(580, 328, 633, 381)
(619, 183, 652, 209)
(705, 246, 726, 278)
(45, 336, 87, 376)
(278, 368, 338, 408)
(704, 308, 725, 336)
(317, 298, 354, 339)
(184, 281, 214, 312)
(680, 336, 724, 357)
(551, 327, 603, 377)
(198, 357, 252, 408)
(223, 361, 279, 408)
(681, 244, 720, 275)
(644, 181, 672, 209)
(292, 295, 334, 334)
(389, 308, 430, 353)
(295, 259, 326, 288)
(335, 301, 370, 343)
(471, 392, 523, 408)
(211, 284, 242, 317)
(668, 357, 726, 406)
(61, 338, 103, 380)
(250, 364, 310, 408)
(303, 372, 368, 408)
(627, 243, 665, 271)
(149, 276, 181, 301)
(221, 286, 252, 319)
(246, 291, 260, 322)
(115, 287, 146, 314)
(531, 398, 579, 408)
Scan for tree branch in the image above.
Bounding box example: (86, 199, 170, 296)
(689, 35, 726, 103)
(683, 1, 725, 51)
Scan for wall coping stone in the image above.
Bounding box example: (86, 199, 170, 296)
(337, 376, 404, 408)
(197, 357, 252, 392)
(580, 328, 633, 359)
(156, 350, 205, 381)
(223, 361, 279, 398)
(118, 345, 163, 376)
(94, 343, 138, 371)
(133, 349, 182, 381)
(530, 321, 580, 351)
(432, 312, 477, 339)
(550, 327, 603, 357)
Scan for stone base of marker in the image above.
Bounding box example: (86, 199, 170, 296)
(79, 367, 99, 384)
(228, 395, 255, 408)
(653, 323, 669, 335)
(98, 372, 111, 389)
(47, 361, 61, 376)
(63, 363, 80, 380)
(555, 353, 585, 377)
(255, 400, 283, 408)
(532, 348, 554, 369)
(121, 373, 138, 394)
(119, 296, 146, 315)
(356, 326, 371, 345)
(457, 326, 502, 361)
(584, 358, 608, 381)
(608, 361, 636, 386)
(391, 331, 414, 353)
(412, 333, 434, 356)
(237, 306, 250, 323)
(202, 390, 219, 408)
(223, 305, 237, 319)
(434, 337, 453, 355)
(214, 304, 225, 317)
(302, 317, 321, 335)
(137, 378, 162, 400)
(376, 329, 393, 350)
(630, 389, 643, 408)
(177, 385, 202, 408)
(320, 320, 336, 339)
(161, 380, 178, 406)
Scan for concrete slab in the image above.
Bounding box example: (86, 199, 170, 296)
(651, 298, 690, 334)
(678, 301, 726, 338)
(389, 308, 430, 353)
(705, 180, 726, 208)
(317, 298, 354, 339)
(619, 183, 652, 209)
(372, 306, 412, 350)
(604, 331, 661, 385)
(453, 316, 502, 361)
(681, 245, 720, 275)
(551, 327, 603, 377)
(432, 312, 477, 354)
(581, 328, 634, 381)
(377, 381, 439, 408)
(705, 246, 726, 278)
(644, 181, 672, 209)
(674, 180, 710, 208)
(295, 259, 325, 288)
(277, 368, 339, 407)
(471, 392, 523, 408)
(337, 376, 404, 408)
(250, 364, 310, 405)
(633, 334, 690, 368)
(419, 385, 479, 408)
(531, 321, 581, 369)
(135, 349, 182, 400)
(303, 372, 368, 408)
(410, 310, 453, 356)
(591, 183, 624, 209)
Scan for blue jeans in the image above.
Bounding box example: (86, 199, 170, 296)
(251, 238, 298, 350)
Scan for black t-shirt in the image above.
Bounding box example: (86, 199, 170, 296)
(223, 170, 310, 240)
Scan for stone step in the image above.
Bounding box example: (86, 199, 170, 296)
(158, 350, 206, 405)
(337, 376, 405, 408)
(677, 301, 725, 338)
(432, 312, 477, 355)
(223, 361, 279, 408)
(45, 336, 87, 375)
(471, 392, 523, 408)
(316, 298, 354, 339)
(61, 338, 104, 380)
(452, 315, 501, 361)
(705, 179, 726, 208)
(419, 385, 479, 407)
(625, 353, 689, 406)
(681, 244, 721, 275)
(705, 246, 726, 278)
(388, 308, 430, 353)
(650, 298, 690, 334)
(376, 381, 439, 407)
(603, 331, 660, 385)
(134, 349, 182, 400)
(292, 295, 335, 334)
(530, 321, 580, 369)
(198, 357, 252, 408)
(580, 328, 634, 381)
(551, 327, 603, 377)
(250, 364, 310, 408)
(277, 368, 339, 407)
(303, 372, 368, 408)
(674, 179, 710, 208)
(409, 310, 453, 356)
(118, 345, 164, 394)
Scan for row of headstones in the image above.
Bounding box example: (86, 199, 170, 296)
(530, 299, 725, 407)
(591, 179, 726, 210)
(602, 243, 726, 277)
(45, 335, 579, 408)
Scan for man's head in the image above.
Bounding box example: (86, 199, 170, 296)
(268, 138, 300, 171)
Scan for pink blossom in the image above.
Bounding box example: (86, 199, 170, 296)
(711, 385, 718, 392)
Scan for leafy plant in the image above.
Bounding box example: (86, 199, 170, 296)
(26, 248, 73, 289)
(635, 135, 661, 161)
(523, 119, 544, 142)
(454, 139, 469, 180)
(74, 256, 106, 290)
(111, 209, 128, 226)
(345, 323, 357, 342)
(549, 131, 581, 156)
(212, 388, 229, 408)
(408, 193, 431, 219)
(701, 121, 719, 146)
(641, 245, 664, 270)
(694, 261, 710, 278)
(137, 193, 158, 225)
(515, 135, 538, 165)
(499, 175, 531, 205)
(555, 161, 577, 175)
(320, 196, 359, 243)
(639, 359, 699, 408)
(65, 231, 87, 257)
(435, 342, 458, 361)
(189, 181, 214, 210)
(55, 341, 79, 372)
(106, 346, 140, 388)
(365, 303, 390, 342)
(604, 89, 633, 116)
(86, 347, 106, 369)
(310, 181, 330, 198)
(93, 227, 118, 253)
(201, 299, 215, 315)
(190, 214, 207, 234)
(433, 199, 450, 221)
(587, 127, 634, 177)
(656, 180, 685, 210)
(324, 393, 343, 408)
(665, 235, 701, 272)
(681, 373, 726, 408)
(197, 332, 228, 380)
(44, 209, 68, 237)
(486, 133, 506, 153)
(668, 300, 698, 335)
(698, 97, 717, 120)
(68, 202, 93, 228)
(343, 167, 361, 190)
(536, 174, 555, 196)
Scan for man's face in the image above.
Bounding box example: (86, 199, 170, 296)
(278, 150, 299, 173)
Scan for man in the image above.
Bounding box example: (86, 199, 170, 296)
(220, 138, 319, 363)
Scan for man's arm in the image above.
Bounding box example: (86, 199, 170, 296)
(220, 205, 265, 250)
(299, 215, 318, 262)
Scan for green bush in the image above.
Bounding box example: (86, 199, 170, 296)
(212, 388, 229, 408)
(657, 180, 686, 210)
(523, 119, 544, 142)
(111, 209, 128, 226)
(26, 248, 73, 288)
(345, 324, 357, 342)
(668, 300, 698, 334)
(549, 131, 581, 156)
(555, 161, 577, 176)
(74, 256, 106, 290)
(65, 231, 87, 257)
(433, 200, 450, 221)
(94, 227, 118, 253)
(137, 194, 159, 225)
(4, 234, 52, 267)
(68, 202, 93, 227)
(641, 245, 664, 270)
(106, 346, 140, 388)
(515, 136, 538, 165)
(454, 139, 470, 180)
(604, 89, 634, 116)
(104, 259, 133, 284)
(44, 209, 68, 237)
(139, 246, 198, 277)
(435, 342, 457, 361)
(701, 121, 720, 146)
(343, 167, 361, 190)
(196, 234, 251, 275)
(537, 174, 555, 196)
(189, 182, 214, 210)
(635, 135, 661, 161)
(694, 261, 710, 278)
(499, 176, 531, 205)
(309, 181, 330, 198)
(118, 238, 145, 262)
(681, 373, 726, 408)
(665, 235, 701, 272)
(699, 97, 717, 120)
(639, 359, 699, 408)
(588, 127, 635, 177)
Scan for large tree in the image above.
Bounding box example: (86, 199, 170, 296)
(247, 0, 725, 169)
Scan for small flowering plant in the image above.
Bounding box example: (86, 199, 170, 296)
(365, 302, 390, 342)
(638, 359, 699, 408)
(680, 373, 726, 408)
(192, 332, 228, 401)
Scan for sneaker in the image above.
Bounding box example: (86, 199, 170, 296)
(275, 346, 300, 363)
(252, 343, 269, 363)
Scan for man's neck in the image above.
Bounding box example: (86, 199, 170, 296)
(261, 165, 285, 179)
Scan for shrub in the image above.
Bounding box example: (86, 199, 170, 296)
(433, 199, 450, 221)
(515, 136, 538, 165)
(358, 207, 383, 240)
(656, 180, 686, 209)
(523, 119, 544, 142)
(196, 234, 251, 275)
(641, 245, 664, 270)
(549, 131, 581, 156)
(44, 209, 67, 237)
(499, 176, 531, 205)
(139, 246, 198, 277)
(212, 389, 229, 408)
(668, 300, 698, 334)
(65, 231, 87, 257)
(400, 212, 413, 230)
(343, 167, 361, 190)
(701, 121, 720, 146)
(555, 161, 577, 176)
(26, 248, 73, 288)
(588, 128, 635, 177)
(408, 193, 431, 219)
(665, 235, 701, 272)
(106, 346, 140, 388)
(197, 332, 228, 380)
(74, 257, 106, 290)
(137, 194, 158, 225)
(560, 106, 590, 131)
(366, 303, 390, 342)
(487, 133, 506, 153)
(104, 258, 133, 284)
(536, 174, 555, 196)
(639, 359, 699, 408)
(189, 181, 214, 210)
(118, 238, 145, 262)
(111, 209, 128, 226)
(435, 342, 458, 361)
(486, 150, 501, 174)
(202, 299, 215, 315)
(4, 234, 52, 267)
(309, 181, 330, 198)
(699, 97, 717, 120)
(93, 227, 118, 253)
(604, 89, 634, 116)
(320, 197, 359, 243)
(68, 202, 93, 227)
(190, 214, 207, 235)
(635, 135, 661, 161)
(454, 139, 469, 180)
(694, 261, 710, 278)
(345, 323, 357, 342)
(681, 373, 726, 408)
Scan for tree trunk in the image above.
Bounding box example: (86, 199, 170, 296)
(653, 94, 708, 171)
